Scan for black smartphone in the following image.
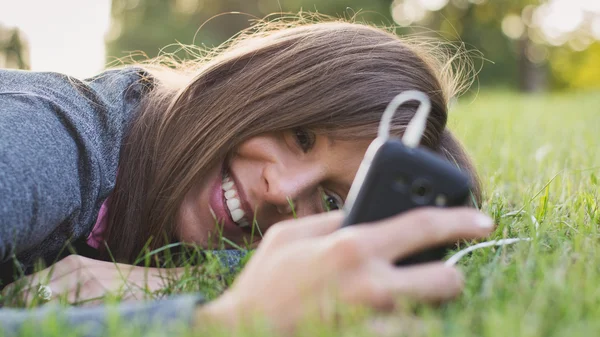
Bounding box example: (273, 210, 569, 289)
(341, 137, 472, 266)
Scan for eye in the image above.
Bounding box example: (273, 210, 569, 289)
(320, 189, 343, 212)
(293, 128, 315, 153)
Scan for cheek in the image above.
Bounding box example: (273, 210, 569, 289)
(173, 163, 222, 246)
(175, 185, 207, 243)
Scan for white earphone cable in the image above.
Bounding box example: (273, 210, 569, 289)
(378, 90, 431, 148)
(444, 238, 531, 266)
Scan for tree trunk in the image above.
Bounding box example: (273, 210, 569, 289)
(518, 37, 547, 93)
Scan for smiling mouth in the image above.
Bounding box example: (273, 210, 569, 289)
(221, 169, 251, 228)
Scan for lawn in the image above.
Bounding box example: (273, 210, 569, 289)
(437, 90, 600, 337)
(4, 90, 600, 336)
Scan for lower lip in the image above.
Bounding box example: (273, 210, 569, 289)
(209, 165, 245, 236)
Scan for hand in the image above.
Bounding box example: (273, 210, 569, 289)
(198, 207, 494, 333)
(3, 255, 181, 306)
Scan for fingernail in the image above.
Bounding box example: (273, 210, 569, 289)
(475, 214, 494, 228)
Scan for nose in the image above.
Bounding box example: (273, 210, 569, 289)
(262, 164, 324, 216)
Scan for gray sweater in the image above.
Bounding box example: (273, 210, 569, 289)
(0, 68, 241, 336)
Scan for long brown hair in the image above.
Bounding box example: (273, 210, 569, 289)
(103, 16, 481, 263)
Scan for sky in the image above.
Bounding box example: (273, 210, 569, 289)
(0, 0, 111, 78)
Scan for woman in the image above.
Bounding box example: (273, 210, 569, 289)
(0, 18, 492, 335)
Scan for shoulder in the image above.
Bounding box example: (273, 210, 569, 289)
(0, 67, 155, 131)
(83, 67, 155, 104)
(0, 67, 152, 105)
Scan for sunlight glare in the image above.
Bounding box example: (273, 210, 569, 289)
(0, 0, 111, 78)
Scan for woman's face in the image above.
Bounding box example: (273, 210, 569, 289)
(176, 129, 372, 247)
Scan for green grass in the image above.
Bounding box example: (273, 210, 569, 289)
(4, 90, 600, 336)
(435, 90, 600, 337)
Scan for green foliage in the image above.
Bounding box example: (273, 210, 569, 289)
(0, 25, 30, 70)
(106, 0, 391, 63)
(549, 42, 600, 90)
(427, 1, 528, 89)
(106, 0, 600, 92)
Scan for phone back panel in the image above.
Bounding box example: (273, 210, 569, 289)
(342, 139, 472, 265)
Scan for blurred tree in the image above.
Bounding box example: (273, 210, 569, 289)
(107, 0, 392, 64)
(107, 0, 600, 91)
(0, 25, 30, 70)
(390, 0, 600, 91)
(549, 42, 600, 90)
(436, 0, 545, 92)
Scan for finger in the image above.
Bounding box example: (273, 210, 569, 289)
(356, 207, 494, 262)
(8, 259, 140, 305)
(388, 262, 464, 303)
(6, 279, 63, 305)
(5, 256, 91, 303)
(26, 271, 106, 305)
(2, 266, 67, 304)
(17, 266, 91, 304)
(8, 260, 75, 294)
(267, 211, 344, 242)
(23, 255, 95, 288)
(1, 280, 52, 305)
(43, 264, 158, 305)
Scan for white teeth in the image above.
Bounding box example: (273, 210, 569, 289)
(226, 198, 240, 210)
(222, 173, 250, 227)
(231, 209, 245, 222)
(224, 189, 237, 199)
(222, 181, 234, 191)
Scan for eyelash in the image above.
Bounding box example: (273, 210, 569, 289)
(320, 188, 344, 212)
(293, 128, 316, 153)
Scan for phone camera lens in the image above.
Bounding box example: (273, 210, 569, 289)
(435, 194, 447, 206)
(411, 179, 433, 204)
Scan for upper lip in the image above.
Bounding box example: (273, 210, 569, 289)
(228, 167, 255, 226)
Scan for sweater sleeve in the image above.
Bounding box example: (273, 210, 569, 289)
(0, 294, 204, 337)
(0, 68, 149, 269)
